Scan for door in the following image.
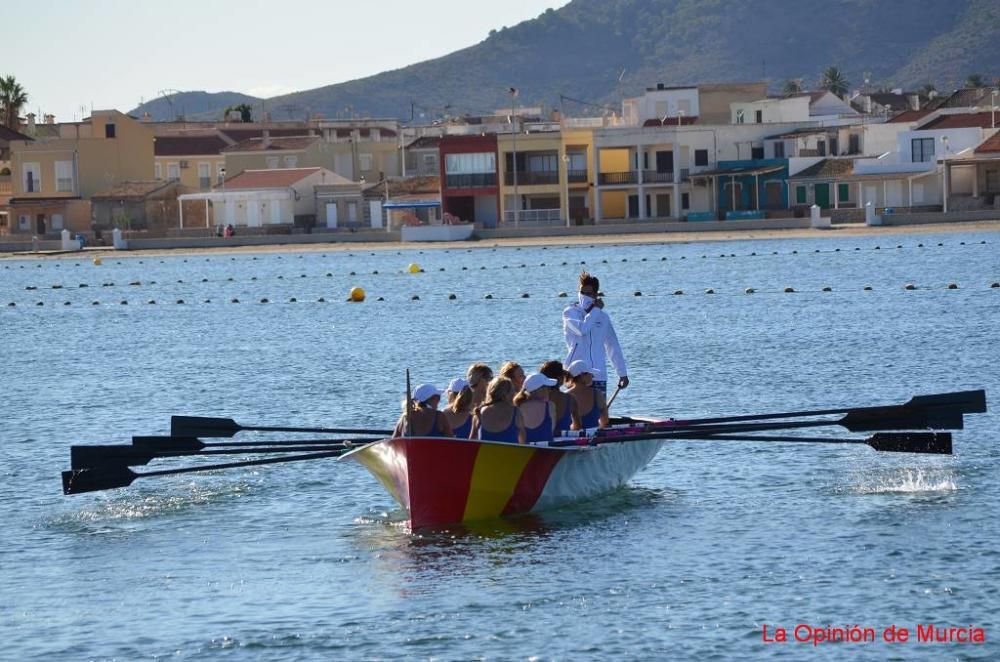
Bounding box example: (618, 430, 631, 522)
(51, 214, 64, 230)
(655, 193, 670, 217)
(655, 151, 674, 173)
(36, 214, 46, 234)
(814, 183, 830, 209)
(627, 195, 639, 218)
(246, 203, 261, 227)
(885, 181, 904, 206)
(326, 203, 338, 228)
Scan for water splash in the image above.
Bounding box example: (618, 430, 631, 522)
(848, 468, 957, 495)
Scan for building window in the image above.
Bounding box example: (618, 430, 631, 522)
(19, 214, 30, 230)
(22, 162, 41, 193)
(751, 146, 764, 160)
(694, 149, 708, 166)
(655, 101, 668, 118)
(773, 141, 785, 159)
(678, 99, 692, 115)
(848, 134, 860, 154)
(167, 163, 179, 179)
(266, 156, 279, 169)
(838, 183, 850, 202)
(755, 109, 763, 123)
(55, 160, 74, 192)
(422, 153, 437, 171)
(445, 152, 495, 174)
(347, 201, 358, 223)
(796, 185, 807, 204)
(155, 163, 162, 180)
(817, 140, 826, 157)
(359, 153, 373, 171)
(911, 137, 935, 163)
(736, 109, 745, 124)
(681, 192, 690, 210)
(198, 163, 211, 188)
(105, 123, 116, 138)
(283, 155, 298, 168)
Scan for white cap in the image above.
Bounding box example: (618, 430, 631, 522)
(447, 377, 469, 393)
(567, 359, 592, 377)
(413, 383, 443, 403)
(523, 373, 557, 393)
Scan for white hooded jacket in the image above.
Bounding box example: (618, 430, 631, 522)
(562, 302, 627, 383)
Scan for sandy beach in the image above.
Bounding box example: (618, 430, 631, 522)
(3, 219, 998, 260)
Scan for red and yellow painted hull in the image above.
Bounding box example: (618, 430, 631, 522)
(341, 436, 664, 529)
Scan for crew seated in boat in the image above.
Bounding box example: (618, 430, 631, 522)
(471, 376, 527, 444)
(499, 360, 526, 392)
(566, 359, 608, 430)
(443, 377, 474, 439)
(515, 373, 558, 444)
(539, 359, 581, 434)
(466, 363, 494, 409)
(392, 383, 454, 438)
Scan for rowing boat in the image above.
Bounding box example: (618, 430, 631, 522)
(341, 427, 664, 529)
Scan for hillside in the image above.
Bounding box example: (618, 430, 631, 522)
(134, 91, 259, 121)
(132, 0, 999, 122)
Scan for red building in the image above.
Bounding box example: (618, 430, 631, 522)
(439, 134, 499, 227)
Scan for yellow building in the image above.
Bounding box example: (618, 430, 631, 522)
(7, 110, 154, 234)
(496, 126, 596, 226)
(153, 134, 228, 191)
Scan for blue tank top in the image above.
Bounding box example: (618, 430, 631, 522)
(524, 403, 554, 444)
(478, 408, 520, 443)
(554, 393, 573, 435)
(580, 391, 602, 429)
(452, 414, 473, 439)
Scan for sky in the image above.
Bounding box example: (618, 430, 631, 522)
(8, 0, 569, 122)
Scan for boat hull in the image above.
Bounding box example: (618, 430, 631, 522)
(343, 436, 663, 529)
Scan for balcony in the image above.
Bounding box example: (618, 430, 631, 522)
(642, 170, 674, 184)
(502, 208, 563, 225)
(504, 170, 559, 186)
(598, 171, 638, 186)
(568, 169, 588, 183)
(445, 173, 497, 189)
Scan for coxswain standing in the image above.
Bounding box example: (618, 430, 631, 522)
(563, 272, 629, 398)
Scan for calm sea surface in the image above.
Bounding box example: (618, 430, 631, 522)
(1, 230, 998, 660)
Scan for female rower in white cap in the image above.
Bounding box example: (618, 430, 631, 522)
(471, 376, 526, 444)
(566, 359, 608, 430)
(539, 359, 580, 435)
(392, 383, 454, 438)
(514, 373, 558, 444)
(443, 377, 475, 439)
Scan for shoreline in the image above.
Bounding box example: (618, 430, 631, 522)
(3, 219, 999, 260)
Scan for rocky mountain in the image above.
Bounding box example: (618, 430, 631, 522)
(132, 0, 999, 122)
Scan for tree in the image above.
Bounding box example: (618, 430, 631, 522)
(224, 103, 253, 122)
(920, 82, 937, 97)
(0, 74, 29, 130)
(819, 67, 849, 98)
(783, 79, 803, 95)
(966, 73, 984, 88)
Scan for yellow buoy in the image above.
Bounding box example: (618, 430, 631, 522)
(92, 257, 102, 266)
(349, 286, 366, 302)
(408, 263, 421, 274)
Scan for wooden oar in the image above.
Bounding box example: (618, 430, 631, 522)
(404, 369, 413, 437)
(555, 431, 952, 454)
(646, 389, 985, 431)
(130, 435, 381, 451)
(71, 443, 356, 470)
(170, 415, 391, 438)
(63, 449, 344, 495)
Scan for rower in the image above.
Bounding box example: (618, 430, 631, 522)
(499, 361, 526, 392)
(515, 373, 558, 444)
(539, 359, 581, 435)
(566, 360, 608, 430)
(443, 377, 474, 439)
(471, 377, 526, 444)
(466, 363, 494, 409)
(392, 383, 453, 438)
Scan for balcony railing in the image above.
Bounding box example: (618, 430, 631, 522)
(598, 171, 638, 186)
(445, 173, 497, 189)
(504, 171, 559, 186)
(568, 169, 588, 183)
(503, 208, 563, 225)
(642, 170, 674, 183)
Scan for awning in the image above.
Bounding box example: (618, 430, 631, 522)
(383, 200, 441, 209)
(691, 165, 784, 178)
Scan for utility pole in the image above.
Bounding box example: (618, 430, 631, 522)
(510, 87, 519, 227)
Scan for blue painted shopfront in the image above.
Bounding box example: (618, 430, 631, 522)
(712, 159, 789, 216)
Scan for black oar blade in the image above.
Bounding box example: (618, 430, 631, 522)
(62, 468, 137, 495)
(132, 436, 205, 451)
(71, 445, 156, 470)
(867, 432, 952, 455)
(909, 389, 986, 414)
(171, 416, 240, 438)
(841, 407, 964, 432)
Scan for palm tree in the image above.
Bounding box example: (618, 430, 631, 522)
(818, 66, 849, 98)
(0, 74, 29, 130)
(966, 73, 985, 88)
(920, 82, 937, 98)
(783, 79, 804, 95)
(224, 103, 253, 122)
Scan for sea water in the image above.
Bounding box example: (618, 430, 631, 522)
(1, 231, 998, 660)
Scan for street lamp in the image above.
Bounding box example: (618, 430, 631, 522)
(509, 87, 519, 228)
(562, 153, 571, 228)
